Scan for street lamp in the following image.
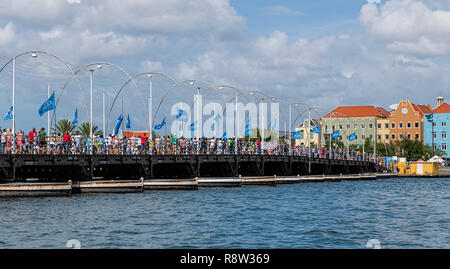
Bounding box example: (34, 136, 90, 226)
(89, 64, 102, 154)
(148, 73, 153, 154)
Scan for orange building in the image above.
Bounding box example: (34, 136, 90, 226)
(388, 100, 432, 142)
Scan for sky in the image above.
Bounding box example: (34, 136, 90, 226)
(1, 0, 450, 132)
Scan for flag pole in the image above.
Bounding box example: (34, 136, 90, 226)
(47, 85, 50, 135)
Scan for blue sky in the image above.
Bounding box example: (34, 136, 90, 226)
(1, 0, 450, 132)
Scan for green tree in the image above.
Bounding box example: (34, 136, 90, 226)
(52, 119, 76, 134)
(78, 122, 102, 137)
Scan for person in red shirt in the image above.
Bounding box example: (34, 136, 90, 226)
(63, 131, 71, 154)
(141, 133, 148, 154)
(28, 128, 37, 154)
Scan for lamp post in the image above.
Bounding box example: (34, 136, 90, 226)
(11, 58, 15, 154)
(89, 64, 102, 154)
(148, 74, 153, 154)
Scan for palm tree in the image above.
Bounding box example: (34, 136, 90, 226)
(52, 119, 76, 134)
(78, 122, 102, 137)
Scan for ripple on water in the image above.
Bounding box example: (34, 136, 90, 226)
(1, 177, 450, 248)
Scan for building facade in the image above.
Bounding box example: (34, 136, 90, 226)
(388, 100, 432, 142)
(424, 97, 450, 158)
(376, 118, 390, 143)
(321, 106, 389, 147)
(294, 119, 320, 147)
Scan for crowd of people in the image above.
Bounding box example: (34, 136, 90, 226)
(0, 127, 371, 161)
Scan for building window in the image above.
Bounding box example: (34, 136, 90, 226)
(369, 124, 373, 129)
(433, 144, 437, 150)
(385, 134, 389, 140)
(433, 122, 436, 127)
(332, 125, 335, 131)
(378, 135, 381, 140)
(391, 123, 396, 129)
(433, 132, 436, 139)
(391, 134, 396, 139)
(407, 134, 411, 139)
(443, 144, 447, 150)
(354, 124, 358, 130)
(361, 124, 365, 129)
(346, 124, 350, 129)
(399, 134, 403, 139)
(362, 135, 365, 140)
(339, 124, 343, 130)
(399, 122, 403, 129)
(369, 135, 373, 140)
(443, 122, 447, 127)
(443, 132, 447, 139)
(415, 133, 419, 139)
(385, 123, 389, 129)
(407, 122, 411, 128)
(415, 122, 419, 128)
(378, 123, 381, 129)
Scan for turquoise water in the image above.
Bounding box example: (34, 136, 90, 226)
(0, 177, 449, 249)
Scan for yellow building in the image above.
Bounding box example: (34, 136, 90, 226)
(295, 119, 320, 147)
(376, 118, 390, 143)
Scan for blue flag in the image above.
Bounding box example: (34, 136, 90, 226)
(175, 108, 188, 122)
(222, 131, 227, 139)
(113, 114, 123, 135)
(190, 122, 196, 131)
(154, 117, 166, 130)
(312, 125, 320, 134)
(4, 106, 13, 121)
(38, 92, 56, 117)
(126, 114, 131, 129)
(245, 118, 251, 137)
(425, 113, 433, 122)
(72, 109, 78, 125)
(331, 130, 340, 139)
(349, 133, 356, 141)
(293, 130, 301, 139)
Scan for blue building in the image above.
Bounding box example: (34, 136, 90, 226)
(424, 97, 450, 159)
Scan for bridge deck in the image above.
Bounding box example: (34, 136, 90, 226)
(0, 154, 376, 182)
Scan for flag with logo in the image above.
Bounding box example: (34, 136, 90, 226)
(38, 92, 56, 116)
(72, 109, 78, 125)
(312, 125, 320, 134)
(4, 106, 13, 121)
(244, 118, 251, 137)
(154, 117, 166, 130)
(293, 130, 301, 139)
(113, 114, 123, 135)
(331, 130, 340, 139)
(126, 114, 131, 129)
(175, 108, 188, 122)
(349, 133, 356, 141)
(425, 113, 433, 122)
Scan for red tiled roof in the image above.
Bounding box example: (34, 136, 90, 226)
(412, 104, 432, 115)
(324, 106, 389, 118)
(433, 102, 450, 114)
(376, 107, 390, 117)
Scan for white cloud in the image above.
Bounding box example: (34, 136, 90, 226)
(265, 5, 304, 16)
(360, 0, 450, 57)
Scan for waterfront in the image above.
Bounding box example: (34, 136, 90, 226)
(0, 177, 449, 249)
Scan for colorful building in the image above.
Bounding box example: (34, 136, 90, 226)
(388, 100, 432, 142)
(424, 97, 450, 158)
(321, 106, 390, 147)
(294, 119, 320, 147)
(376, 118, 390, 143)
